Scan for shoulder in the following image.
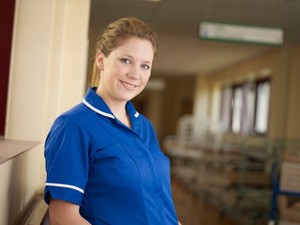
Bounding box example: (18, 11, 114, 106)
(45, 104, 93, 153)
(60, 103, 90, 119)
(53, 102, 98, 126)
(48, 103, 94, 138)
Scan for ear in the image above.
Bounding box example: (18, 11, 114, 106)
(96, 51, 104, 70)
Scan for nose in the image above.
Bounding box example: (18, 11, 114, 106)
(127, 65, 140, 80)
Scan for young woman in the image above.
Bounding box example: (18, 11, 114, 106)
(44, 17, 181, 225)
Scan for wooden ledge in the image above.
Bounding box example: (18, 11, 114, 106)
(0, 139, 39, 164)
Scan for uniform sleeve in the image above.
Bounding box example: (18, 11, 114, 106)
(44, 116, 90, 206)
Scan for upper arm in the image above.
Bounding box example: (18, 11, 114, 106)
(49, 199, 91, 225)
(44, 117, 90, 205)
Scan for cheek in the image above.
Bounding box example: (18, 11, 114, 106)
(141, 72, 151, 85)
(111, 65, 123, 76)
(106, 67, 123, 84)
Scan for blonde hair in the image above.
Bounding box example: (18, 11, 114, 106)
(90, 17, 159, 87)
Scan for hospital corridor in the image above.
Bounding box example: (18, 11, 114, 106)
(1, 0, 300, 225)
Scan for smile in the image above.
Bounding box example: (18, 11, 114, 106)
(120, 80, 138, 89)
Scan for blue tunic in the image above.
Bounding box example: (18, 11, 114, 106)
(44, 88, 178, 225)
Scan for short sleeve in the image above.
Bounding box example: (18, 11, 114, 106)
(44, 116, 90, 205)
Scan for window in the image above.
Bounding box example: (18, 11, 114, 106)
(231, 85, 243, 133)
(254, 79, 271, 134)
(220, 78, 271, 135)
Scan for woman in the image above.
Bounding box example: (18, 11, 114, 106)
(44, 17, 180, 225)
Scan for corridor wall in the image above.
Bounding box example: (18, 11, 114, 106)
(193, 45, 300, 139)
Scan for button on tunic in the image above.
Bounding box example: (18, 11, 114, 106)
(44, 88, 178, 225)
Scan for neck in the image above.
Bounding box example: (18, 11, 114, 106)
(111, 106, 131, 128)
(96, 89, 131, 128)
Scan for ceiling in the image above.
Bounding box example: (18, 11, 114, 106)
(89, 0, 300, 76)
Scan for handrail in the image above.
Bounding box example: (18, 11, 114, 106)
(17, 195, 49, 225)
(28, 199, 49, 225)
(0, 139, 39, 164)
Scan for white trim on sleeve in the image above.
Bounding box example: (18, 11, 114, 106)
(45, 182, 84, 194)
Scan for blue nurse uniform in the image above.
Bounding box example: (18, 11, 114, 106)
(44, 87, 178, 225)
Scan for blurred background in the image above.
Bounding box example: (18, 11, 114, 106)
(1, 0, 300, 224)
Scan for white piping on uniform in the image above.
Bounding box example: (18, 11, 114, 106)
(134, 111, 139, 118)
(82, 98, 115, 119)
(45, 182, 84, 194)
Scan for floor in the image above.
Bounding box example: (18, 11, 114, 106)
(171, 178, 238, 225)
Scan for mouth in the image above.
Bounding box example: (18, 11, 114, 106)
(120, 80, 139, 90)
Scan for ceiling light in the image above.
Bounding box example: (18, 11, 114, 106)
(140, 0, 161, 2)
(199, 21, 284, 46)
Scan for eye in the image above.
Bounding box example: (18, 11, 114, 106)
(120, 58, 131, 64)
(141, 64, 151, 70)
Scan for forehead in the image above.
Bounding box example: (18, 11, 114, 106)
(112, 37, 154, 60)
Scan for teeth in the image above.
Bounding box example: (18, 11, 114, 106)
(122, 81, 136, 88)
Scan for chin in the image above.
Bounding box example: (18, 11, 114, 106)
(126, 91, 140, 100)
(118, 94, 136, 102)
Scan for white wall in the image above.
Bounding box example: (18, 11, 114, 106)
(0, 161, 13, 225)
(193, 74, 210, 120)
(0, 0, 91, 224)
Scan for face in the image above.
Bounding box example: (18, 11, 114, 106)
(96, 37, 154, 106)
